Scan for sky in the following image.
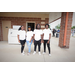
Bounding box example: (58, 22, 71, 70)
(49, 19, 61, 30)
(72, 12, 75, 27)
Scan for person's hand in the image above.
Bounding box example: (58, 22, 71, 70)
(18, 40, 20, 43)
(42, 40, 44, 43)
(41, 40, 44, 43)
(47, 40, 49, 44)
(41, 40, 42, 43)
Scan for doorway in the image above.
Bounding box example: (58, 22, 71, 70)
(27, 23, 35, 31)
(2, 21, 11, 41)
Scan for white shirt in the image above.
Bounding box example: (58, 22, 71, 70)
(26, 31, 33, 41)
(33, 29, 43, 41)
(43, 28, 51, 40)
(17, 30, 26, 40)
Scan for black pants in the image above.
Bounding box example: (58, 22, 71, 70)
(53, 32, 55, 36)
(20, 39, 26, 53)
(43, 40, 50, 54)
(34, 40, 41, 52)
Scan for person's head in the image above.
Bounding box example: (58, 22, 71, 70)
(18, 25, 24, 30)
(36, 24, 41, 29)
(45, 24, 49, 29)
(28, 26, 31, 31)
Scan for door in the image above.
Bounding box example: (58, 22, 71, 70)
(27, 23, 35, 31)
(2, 21, 11, 41)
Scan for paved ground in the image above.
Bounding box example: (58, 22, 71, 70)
(0, 36, 75, 62)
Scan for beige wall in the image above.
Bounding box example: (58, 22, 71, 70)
(2, 21, 11, 41)
(49, 12, 61, 23)
(0, 12, 49, 19)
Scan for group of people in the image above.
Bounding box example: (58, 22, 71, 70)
(17, 24, 51, 56)
(52, 29, 60, 37)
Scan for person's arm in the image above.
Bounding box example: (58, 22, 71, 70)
(25, 31, 27, 37)
(47, 33, 51, 44)
(17, 35, 20, 43)
(33, 34, 35, 43)
(41, 34, 43, 43)
(42, 33, 44, 43)
(40, 30, 43, 43)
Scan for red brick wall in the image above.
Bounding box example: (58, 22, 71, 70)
(0, 17, 49, 41)
(59, 12, 73, 48)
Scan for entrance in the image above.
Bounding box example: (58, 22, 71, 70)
(27, 23, 35, 31)
(2, 21, 11, 41)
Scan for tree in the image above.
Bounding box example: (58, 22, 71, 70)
(73, 26, 75, 29)
(71, 27, 73, 29)
(55, 24, 60, 29)
(71, 26, 75, 29)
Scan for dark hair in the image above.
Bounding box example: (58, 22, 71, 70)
(45, 24, 49, 28)
(28, 26, 31, 28)
(36, 24, 41, 29)
(18, 25, 23, 30)
(28, 26, 31, 31)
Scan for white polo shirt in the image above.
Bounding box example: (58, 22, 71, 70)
(17, 30, 26, 40)
(26, 31, 33, 41)
(33, 29, 43, 41)
(43, 28, 51, 40)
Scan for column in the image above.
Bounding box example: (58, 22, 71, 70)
(59, 12, 73, 48)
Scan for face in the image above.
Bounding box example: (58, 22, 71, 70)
(46, 25, 48, 29)
(37, 25, 40, 29)
(21, 26, 24, 30)
(28, 28, 31, 31)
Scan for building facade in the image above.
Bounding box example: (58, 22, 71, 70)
(0, 12, 49, 41)
(0, 12, 74, 48)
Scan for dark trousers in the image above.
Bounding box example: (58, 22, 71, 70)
(43, 40, 50, 54)
(34, 39, 41, 52)
(20, 39, 26, 53)
(53, 32, 55, 36)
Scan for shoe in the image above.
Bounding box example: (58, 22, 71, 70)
(43, 52, 46, 54)
(38, 52, 41, 55)
(49, 54, 51, 56)
(27, 53, 30, 56)
(23, 51, 25, 54)
(21, 53, 25, 55)
(33, 51, 36, 55)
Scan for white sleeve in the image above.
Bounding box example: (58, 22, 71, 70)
(42, 30, 44, 34)
(30, 31, 33, 37)
(33, 30, 35, 34)
(41, 30, 43, 34)
(31, 32, 33, 36)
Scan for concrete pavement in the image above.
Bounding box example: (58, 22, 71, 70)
(0, 36, 75, 62)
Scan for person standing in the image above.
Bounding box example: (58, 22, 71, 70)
(43, 24, 51, 56)
(26, 26, 33, 55)
(33, 24, 43, 55)
(52, 29, 55, 36)
(56, 29, 60, 38)
(17, 26, 26, 55)
(72, 28, 74, 37)
(52, 29, 54, 36)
